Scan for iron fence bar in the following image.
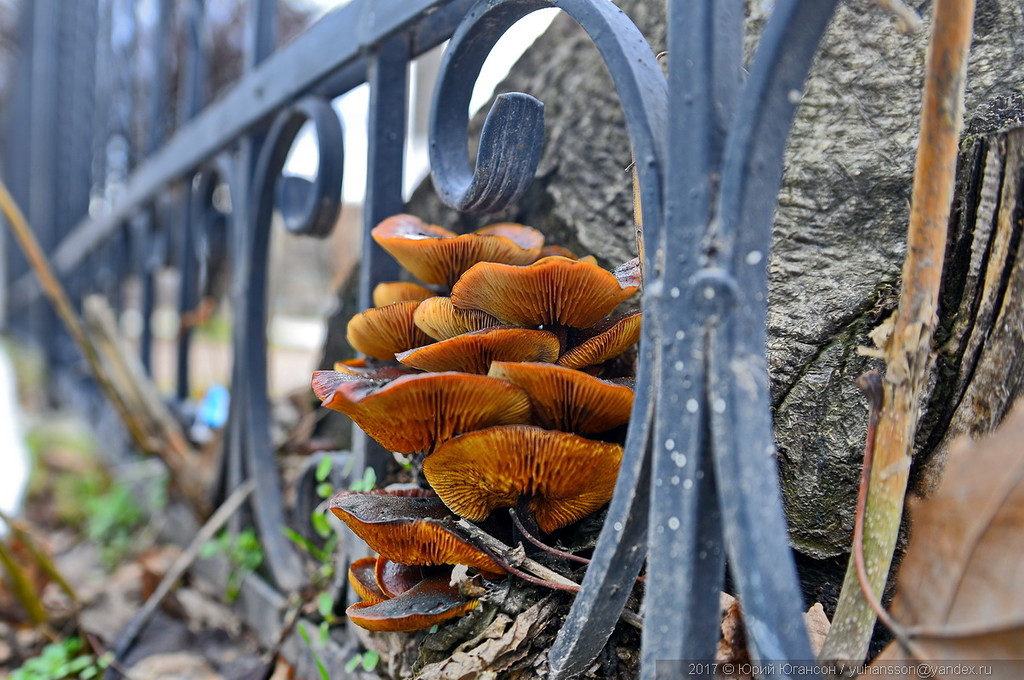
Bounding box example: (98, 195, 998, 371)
(58, 0, 98, 260)
(353, 34, 410, 487)
(641, 0, 744, 671)
(7, 0, 451, 307)
(145, 0, 173, 156)
(229, 95, 346, 590)
(700, 0, 840, 671)
(136, 211, 157, 373)
(88, 0, 114, 223)
(222, 0, 315, 591)
(175, 0, 209, 401)
(27, 0, 60, 358)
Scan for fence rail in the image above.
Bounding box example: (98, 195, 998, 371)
(3, 0, 840, 677)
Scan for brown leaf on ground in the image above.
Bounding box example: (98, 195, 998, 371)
(415, 597, 559, 680)
(717, 598, 753, 679)
(804, 602, 831, 657)
(128, 651, 222, 680)
(877, 399, 1024, 665)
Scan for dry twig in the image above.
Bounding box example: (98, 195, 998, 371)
(821, 0, 976, 663)
(0, 179, 210, 518)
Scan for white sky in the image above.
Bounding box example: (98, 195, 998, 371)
(284, 4, 559, 203)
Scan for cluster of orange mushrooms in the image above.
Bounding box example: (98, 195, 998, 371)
(311, 214, 642, 632)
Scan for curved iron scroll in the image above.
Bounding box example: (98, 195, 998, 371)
(429, 0, 667, 230)
(434, 0, 842, 677)
(177, 154, 235, 401)
(224, 95, 346, 590)
(430, 0, 669, 675)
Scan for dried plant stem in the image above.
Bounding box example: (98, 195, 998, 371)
(848, 373, 927, 659)
(457, 519, 581, 591)
(456, 518, 643, 630)
(820, 0, 975, 664)
(0, 179, 209, 518)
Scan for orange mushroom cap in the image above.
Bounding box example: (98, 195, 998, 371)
(371, 214, 544, 287)
(346, 576, 479, 632)
(329, 490, 505, 576)
(413, 296, 502, 341)
(423, 425, 624, 533)
(312, 370, 531, 454)
(372, 281, 435, 307)
(396, 327, 560, 374)
(348, 557, 388, 604)
(558, 311, 643, 369)
(487, 361, 633, 434)
(346, 301, 433, 361)
(450, 256, 638, 328)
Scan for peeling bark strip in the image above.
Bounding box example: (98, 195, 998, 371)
(919, 128, 1024, 485)
(822, 0, 976, 664)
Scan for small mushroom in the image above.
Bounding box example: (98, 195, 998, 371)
(372, 214, 544, 287)
(312, 370, 531, 454)
(346, 576, 479, 632)
(413, 296, 502, 341)
(348, 557, 388, 604)
(372, 281, 435, 307)
(332, 358, 415, 381)
(329, 490, 506, 575)
(558, 311, 642, 370)
(487, 361, 633, 434)
(346, 301, 433, 361)
(539, 245, 580, 259)
(423, 425, 623, 533)
(396, 327, 560, 374)
(374, 555, 423, 598)
(450, 256, 638, 329)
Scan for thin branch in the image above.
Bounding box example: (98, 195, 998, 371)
(456, 519, 643, 631)
(820, 0, 976, 662)
(456, 519, 581, 590)
(850, 372, 928, 659)
(103, 480, 255, 680)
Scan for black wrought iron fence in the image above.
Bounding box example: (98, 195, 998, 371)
(2, 0, 843, 677)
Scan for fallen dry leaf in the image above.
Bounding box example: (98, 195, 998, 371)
(876, 399, 1024, 669)
(415, 596, 558, 680)
(804, 602, 831, 657)
(717, 598, 753, 679)
(714, 597, 830, 675)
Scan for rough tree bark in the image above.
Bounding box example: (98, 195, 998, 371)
(399, 0, 1024, 562)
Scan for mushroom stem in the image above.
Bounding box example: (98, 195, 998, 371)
(510, 507, 591, 566)
(544, 323, 569, 355)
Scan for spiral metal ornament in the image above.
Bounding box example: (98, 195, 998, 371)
(429, 0, 667, 229)
(251, 95, 345, 238)
(220, 95, 345, 591)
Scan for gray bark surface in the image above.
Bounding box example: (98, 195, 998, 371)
(395, 0, 1024, 559)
